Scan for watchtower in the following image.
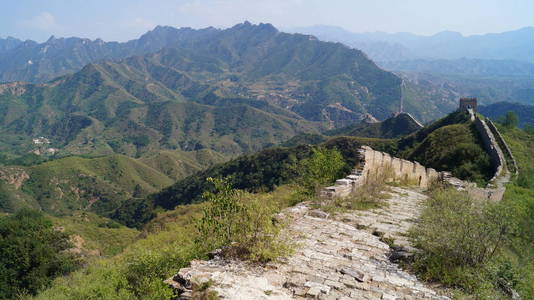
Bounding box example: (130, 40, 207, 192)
(459, 97, 477, 113)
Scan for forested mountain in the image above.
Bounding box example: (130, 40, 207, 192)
(0, 22, 410, 159)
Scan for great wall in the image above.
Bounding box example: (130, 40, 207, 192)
(165, 98, 517, 299)
(322, 101, 515, 203)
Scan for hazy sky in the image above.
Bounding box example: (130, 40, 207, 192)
(2, 0, 533, 42)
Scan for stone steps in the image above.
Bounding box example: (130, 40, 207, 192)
(165, 187, 450, 300)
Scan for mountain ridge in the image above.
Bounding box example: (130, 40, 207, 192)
(291, 25, 534, 63)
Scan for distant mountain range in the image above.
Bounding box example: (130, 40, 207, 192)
(380, 58, 534, 78)
(291, 25, 534, 63)
(289, 25, 534, 108)
(0, 26, 225, 83)
(0, 22, 411, 159)
(479, 102, 534, 128)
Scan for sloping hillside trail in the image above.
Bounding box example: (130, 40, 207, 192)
(167, 187, 451, 300)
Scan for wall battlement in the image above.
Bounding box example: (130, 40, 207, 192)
(486, 118, 518, 175)
(322, 98, 516, 202)
(321, 144, 506, 202)
(321, 146, 440, 199)
(473, 116, 505, 183)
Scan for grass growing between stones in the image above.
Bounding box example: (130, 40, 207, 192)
(190, 280, 218, 300)
(317, 172, 392, 214)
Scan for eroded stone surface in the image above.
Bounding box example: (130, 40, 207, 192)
(166, 187, 450, 300)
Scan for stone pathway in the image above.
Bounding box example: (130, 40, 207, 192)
(167, 187, 450, 300)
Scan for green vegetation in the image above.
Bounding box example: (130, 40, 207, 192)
(410, 188, 516, 297)
(196, 177, 291, 262)
(0, 149, 227, 221)
(298, 147, 346, 194)
(498, 111, 519, 128)
(410, 124, 534, 298)
(30, 143, 345, 299)
(51, 212, 139, 258)
(408, 124, 492, 184)
(0, 209, 79, 298)
(114, 138, 365, 228)
(397, 111, 493, 184)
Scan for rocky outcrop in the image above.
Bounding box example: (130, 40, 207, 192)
(0, 167, 29, 189)
(166, 187, 450, 300)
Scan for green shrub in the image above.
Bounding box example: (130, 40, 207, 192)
(498, 111, 519, 129)
(410, 188, 517, 296)
(195, 177, 291, 262)
(298, 147, 346, 194)
(0, 209, 79, 298)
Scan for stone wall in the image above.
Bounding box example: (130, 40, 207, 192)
(322, 111, 515, 202)
(473, 117, 505, 183)
(486, 118, 518, 175)
(321, 145, 506, 202)
(321, 146, 440, 199)
(441, 172, 506, 202)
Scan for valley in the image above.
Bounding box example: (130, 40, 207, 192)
(0, 14, 533, 300)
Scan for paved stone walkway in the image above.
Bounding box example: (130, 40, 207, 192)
(167, 187, 450, 300)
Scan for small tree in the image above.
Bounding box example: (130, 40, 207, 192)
(0, 209, 78, 298)
(196, 177, 243, 251)
(195, 177, 290, 262)
(298, 147, 346, 194)
(500, 111, 519, 128)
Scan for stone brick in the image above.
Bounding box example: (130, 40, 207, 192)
(307, 286, 322, 298)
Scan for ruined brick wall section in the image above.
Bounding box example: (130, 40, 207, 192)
(441, 173, 506, 202)
(485, 119, 518, 175)
(321, 145, 506, 202)
(321, 146, 440, 198)
(473, 117, 505, 183)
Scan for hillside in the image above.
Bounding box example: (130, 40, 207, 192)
(325, 112, 423, 138)
(396, 111, 493, 184)
(0, 149, 226, 217)
(478, 102, 534, 128)
(0, 22, 412, 161)
(113, 136, 373, 227)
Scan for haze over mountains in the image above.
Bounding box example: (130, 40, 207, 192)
(291, 25, 534, 63)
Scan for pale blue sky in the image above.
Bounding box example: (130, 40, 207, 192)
(2, 0, 533, 42)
